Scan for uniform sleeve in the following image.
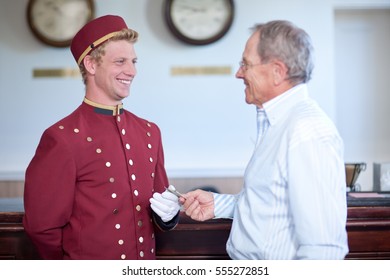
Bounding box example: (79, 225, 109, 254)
(23, 128, 77, 259)
(288, 136, 349, 259)
(150, 124, 179, 231)
(151, 125, 169, 193)
(152, 211, 180, 231)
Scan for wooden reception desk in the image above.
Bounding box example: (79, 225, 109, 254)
(1, 193, 390, 260)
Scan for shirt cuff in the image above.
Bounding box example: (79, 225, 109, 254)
(213, 193, 236, 219)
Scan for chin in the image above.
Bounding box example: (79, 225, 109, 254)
(245, 95, 253, 105)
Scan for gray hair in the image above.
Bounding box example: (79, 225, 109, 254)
(252, 20, 314, 84)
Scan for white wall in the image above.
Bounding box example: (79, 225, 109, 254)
(0, 0, 389, 186)
(335, 8, 390, 190)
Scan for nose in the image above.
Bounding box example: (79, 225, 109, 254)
(235, 67, 244, 79)
(125, 61, 137, 76)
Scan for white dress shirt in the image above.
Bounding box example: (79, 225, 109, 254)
(214, 84, 349, 259)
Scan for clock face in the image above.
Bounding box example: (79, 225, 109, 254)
(27, 0, 94, 47)
(165, 0, 234, 45)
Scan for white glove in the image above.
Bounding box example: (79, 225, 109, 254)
(150, 187, 181, 222)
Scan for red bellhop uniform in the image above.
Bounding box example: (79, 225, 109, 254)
(23, 99, 177, 259)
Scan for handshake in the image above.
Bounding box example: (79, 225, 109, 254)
(149, 185, 183, 222)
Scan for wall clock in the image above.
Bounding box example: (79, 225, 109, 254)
(26, 0, 95, 47)
(164, 0, 234, 45)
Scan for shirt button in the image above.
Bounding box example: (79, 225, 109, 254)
(126, 143, 130, 150)
(134, 190, 139, 196)
(147, 144, 152, 149)
(106, 162, 111, 167)
(140, 251, 144, 258)
(115, 224, 121, 229)
(118, 239, 124, 245)
(138, 221, 143, 227)
(131, 174, 136, 181)
(111, 193, 117, 198)
(139, 237, 144, 243)
(121, 129, 126, 135)
(136, 205, 141, 211)
(129, 159, 134, 166)
(113, 209, 119, 214)
(121, 254, 126, 260)
(109, 177, 115, 183)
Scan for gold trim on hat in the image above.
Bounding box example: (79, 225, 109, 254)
(77, 31, 121, 65)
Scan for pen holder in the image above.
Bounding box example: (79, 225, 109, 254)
(345, 163, 366, 192)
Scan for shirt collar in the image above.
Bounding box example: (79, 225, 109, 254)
(260, 83, 309, 126)
(83, 97, 124, 116)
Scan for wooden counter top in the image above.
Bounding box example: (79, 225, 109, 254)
(1, 195, 390, 259)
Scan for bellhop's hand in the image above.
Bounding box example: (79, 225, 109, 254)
(150, 186, 181, 222)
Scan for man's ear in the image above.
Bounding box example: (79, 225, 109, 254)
(83, 55, 96, 75)
(272, 60, 288, 86)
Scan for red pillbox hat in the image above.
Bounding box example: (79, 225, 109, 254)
(71, 15, 128, 65)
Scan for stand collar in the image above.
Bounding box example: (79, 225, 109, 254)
(83, 98, 124, 116)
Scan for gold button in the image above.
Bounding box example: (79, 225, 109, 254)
(131, 174, 136, 181)
(74, 128, 79, 133)
(129, 159, 133, 166)
(136, 205, 141, 211)
(59, 125, 64, 130)
(121, 129, 126, 135)
(86, 137, 92, 142)
(121, 254, 126, 259)
(112, 193, 117, 199)
(134, 190, 139, 196)
(115, 224, 121, 229)
(140, 251, 144, 258)
(109, 177, 115, 183)
(139, 237, 144, 243)
(118, 239, 124, 245)
(96, 148, 102, 154)
(106, 162, 111, 167)
(138, 221, 142, 227)
(126, 143, 130, 150)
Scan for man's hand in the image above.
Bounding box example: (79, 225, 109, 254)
(181, 189, 215, 221)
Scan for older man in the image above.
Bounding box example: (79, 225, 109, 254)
(182, 20, 349, 260)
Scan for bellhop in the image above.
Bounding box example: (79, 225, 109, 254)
(23, 15, 179, 260)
